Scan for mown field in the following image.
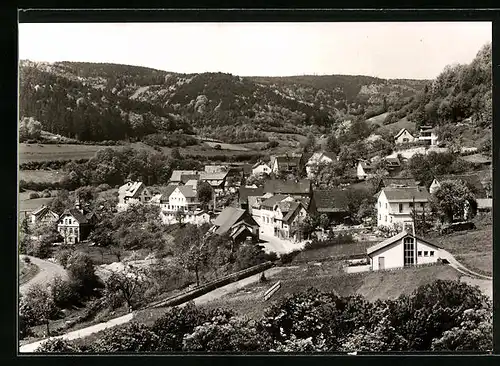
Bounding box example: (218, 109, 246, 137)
(19, 143, 112, 163)
(429, 214, 492, 276)
(18, 169, 67, 183)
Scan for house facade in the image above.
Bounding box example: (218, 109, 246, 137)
(418, 126, 439, 146)
(57, 200, 97, 244)
(394, 128, 416, 145)
(210, 207, 260, 244)
(252, 161, 271, 176)
(367, 231, 442, 271)
(199, 171, 228, 195)
(357, 160, 374, 180)
(271, 154, 303, 175)
(30, 205, 59, 227)
(377, 187, 430, 228)
(117, 181, 152, 211)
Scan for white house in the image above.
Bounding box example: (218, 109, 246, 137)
(418, 126, 439, 146)
(394, 128, 416, 145)
(367, 231, 442, 271)
(57, 199, 97, 244)
(305, 151, 337, 178)
(357, 160, 374, 180)
(376, 187, 430, 228)
(252, 161, 271, 176)
(117, 181, 152, 212)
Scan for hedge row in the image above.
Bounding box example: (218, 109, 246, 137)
(20, 159, 89, 171)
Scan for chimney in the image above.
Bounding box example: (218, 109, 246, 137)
(75, 195, 83, 214)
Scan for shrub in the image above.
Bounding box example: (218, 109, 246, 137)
(303, 232, 354, 251)
(90, 322, 160, 352)
(55, 249, 73, 268)
(29, 192, 40, 199)
(266, 140, 279, 149)
(213, 144, 222, 150)
(23, 256, 31, 264)
(279, 250, 302, 265)
(35, 338, 81, 353)
(51, 276, 80, 309)
(42, 190, 52, 198)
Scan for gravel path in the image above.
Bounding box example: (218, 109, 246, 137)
(19, 256, 68, 296)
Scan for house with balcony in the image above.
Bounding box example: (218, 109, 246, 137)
(376, 186, 430, 228)
(418, 126, 439, 146)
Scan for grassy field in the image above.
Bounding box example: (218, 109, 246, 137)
(18, 193, 54, 213)
(428, 214, 492, 276)
(198, 262, 461, 319)
(19, 258, 40, 285)
(19, 143, 111, 163)
(366, 112, 390, 128)
(203, 141, 250, 151)
(18, 169, 67, 183)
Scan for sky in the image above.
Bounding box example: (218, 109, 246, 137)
(18, 22, 491, 80)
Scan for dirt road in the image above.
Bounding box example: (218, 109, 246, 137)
(19, 256, 68, 296)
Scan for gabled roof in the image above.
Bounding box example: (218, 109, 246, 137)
(213, 207, 257, 235)
(119, 181, 146, 198)
(434, 174, 485, 196)
(150, 194, 163, 204)
(367, 231, 441, 256)
(170, 170, 199, 182)
(200, 171, 229, 181)
(306, 151, 337, 166)
(313, 189, 350, 213)
(380, 187, 430, 202)
(394, 128, 414, 139)
(260, 194, 288, 209)
(159, 185, 178, 202)
(358, 160, 373, 171)
(381, 178, 418, 188)
(60, 208, 90, 224)
(263, 179, 311, 195)
(31, 205, 58, 218)
(177, 185, 196, 198)
(184, 179, 198, 189)
(252, 160, 270, 169)
(278, 201, 303, 222)
(238, 186, 265, 204)
(274, 155, 300, 168)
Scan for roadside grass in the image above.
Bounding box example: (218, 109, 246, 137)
(19, 259, 40, 285)
(429, 218, 492, 277)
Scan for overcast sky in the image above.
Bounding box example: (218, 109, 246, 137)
(19, 22, 491, 80)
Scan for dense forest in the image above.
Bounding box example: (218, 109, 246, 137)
(18, 60, 427, 143)
(384, 43, 492, 128)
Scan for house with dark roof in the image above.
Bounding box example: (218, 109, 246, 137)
(169, 170, 200, 184)
(238, 186, 265, 210)
(271, 153, 304, 175)
(57, 198, 98, 244)
(377, 186, 430, 228)
(375, 177, 418, 193)
(384, 156, 401, 171)
(29, 205, 59, 227)
(367, 231, 442, 271)
(263, 179, 312, 198)
(429, 174, 486, 197)
(210, 207, 260, 244)
(199, 171, 229, 195)
(117, 181, 152, 211)
(357, 160, 374, 180)
(312, 189, 350, 223)
(394, 128, 416, 145)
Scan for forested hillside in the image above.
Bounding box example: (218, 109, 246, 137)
(18, 60, 428, 143)
(383, 43, 492, 128)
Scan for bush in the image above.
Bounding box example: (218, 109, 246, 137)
(29, 192, 40, 199)
(55, 249, 73, 268)
(23, 256, 31, 264)
(42, 189, 52, 198)
(213, 144, 222, 150)
(303, 232, 354, 251)
(279, 250, 302, 265)
(263, 251, 278, 262)
(51, 276, 80, 309)
(266, 140, 279, 149)
(35, 338, 81, 353)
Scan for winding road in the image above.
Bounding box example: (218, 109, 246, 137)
(19, 255, 68, 296)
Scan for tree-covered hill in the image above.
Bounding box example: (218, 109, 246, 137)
(18, 59, 429, 143)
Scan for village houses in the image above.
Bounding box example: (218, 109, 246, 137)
(252, 161, 271, 176)
(29, 205, 59, 227)
(418, 125, 439, 146)
(357, 160, 374, 180)
(209, 207, 260, 244)
(376, 186, 430, 228)
(270, 153, 304, 176)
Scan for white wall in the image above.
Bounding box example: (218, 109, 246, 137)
(395, 130, 416, 145)
(370, 237, 440, 270)
(57, 214, 80, 244)
(252, 164, 271, 175)
(429, 179, 440, 194)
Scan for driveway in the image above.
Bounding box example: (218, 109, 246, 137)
(259, 234, 305, 254)
(19, 256, 68, 296)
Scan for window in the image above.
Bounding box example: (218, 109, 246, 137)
(430, 251, 434, 257)
(417, 251, 422, 257)
(385, 215, 387, 222)
(403, 138, 409, 143)
(379, 201, 381, 208)
(379, 214, 381, 220)
(404, 237, 415, 266)
(409, 202, 414, 208)
(390, 216, 393, 223)
(385, 203, 387, 209)
(399, 203, 403, 213)
(420, 202, 425, 208)
(424, 251, 428, 257)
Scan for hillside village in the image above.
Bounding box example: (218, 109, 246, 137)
(18, 41, 493, 353)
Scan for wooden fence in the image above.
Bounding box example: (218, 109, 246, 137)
(263, 281, 281, 301)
